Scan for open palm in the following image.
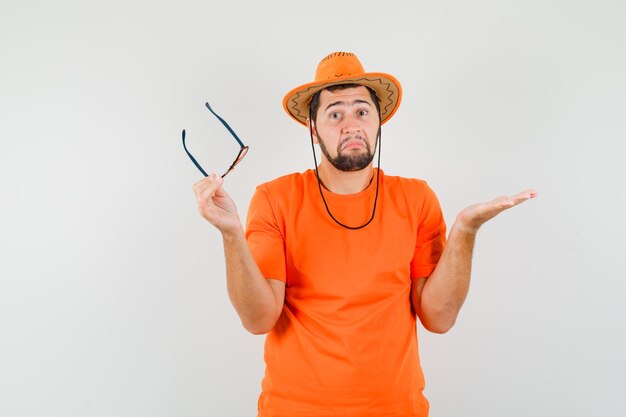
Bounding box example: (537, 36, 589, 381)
(455, 189, 538, 232)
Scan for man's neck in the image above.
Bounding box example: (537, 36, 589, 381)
(316, 162, 374, 195)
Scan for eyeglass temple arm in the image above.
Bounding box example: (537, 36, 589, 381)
(205, 102, 245, 148)
(181, 129, 209, 177)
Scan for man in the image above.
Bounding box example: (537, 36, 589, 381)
(192, 52, 536, 416)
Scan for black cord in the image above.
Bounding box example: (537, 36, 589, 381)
(308, 122, 381, 230)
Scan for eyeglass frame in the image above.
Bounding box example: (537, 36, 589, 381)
(182, 102, 249, 178)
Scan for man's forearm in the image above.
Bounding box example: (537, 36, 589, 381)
(414, 189, 536, 333)
(419, 223, 477, 333)
(222, 228, 282, 334)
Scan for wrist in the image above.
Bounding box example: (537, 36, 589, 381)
(451, 218, 480, 236)
(221, 224, 245, 242)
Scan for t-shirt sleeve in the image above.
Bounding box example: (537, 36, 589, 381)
(410, 182, 447, 279)
(245, 186, 287, 282)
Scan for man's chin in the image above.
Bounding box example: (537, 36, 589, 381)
(331, 154, 374, 172)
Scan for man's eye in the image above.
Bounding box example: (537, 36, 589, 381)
(358, 110, 369, 116)
(330, 112, 341, 119)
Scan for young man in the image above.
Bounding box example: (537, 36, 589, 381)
(192, 52, 536, 416)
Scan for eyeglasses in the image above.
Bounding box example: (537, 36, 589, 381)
(182, 102, 249, 178)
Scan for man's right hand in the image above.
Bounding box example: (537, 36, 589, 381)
(192, 173, 242, 235)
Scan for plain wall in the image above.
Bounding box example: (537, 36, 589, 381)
(1, 0, 624, 416)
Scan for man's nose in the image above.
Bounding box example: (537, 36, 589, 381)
(341, 118, 363, 135)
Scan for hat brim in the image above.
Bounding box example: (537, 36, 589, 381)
(283, 72, 402, 126)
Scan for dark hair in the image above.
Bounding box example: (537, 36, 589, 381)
(309, 83, 381, 125)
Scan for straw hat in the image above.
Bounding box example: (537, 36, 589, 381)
(283, 52, 402, 126)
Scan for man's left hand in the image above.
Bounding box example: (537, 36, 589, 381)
(454, 189, 538, 233)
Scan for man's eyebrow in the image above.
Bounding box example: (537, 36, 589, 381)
(324, 99, 372, 112)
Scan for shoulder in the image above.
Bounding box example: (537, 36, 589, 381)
(255, 171, 311, 194)
(381, 171, 443, 214)
(250, 170, 314, 211)
(381, 171, 432, 195)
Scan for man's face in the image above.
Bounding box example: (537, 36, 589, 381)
(311, 86, 380, 172)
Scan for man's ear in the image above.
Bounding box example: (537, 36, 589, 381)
(307, 118, 319, 144)
(306, 117, 318, 145)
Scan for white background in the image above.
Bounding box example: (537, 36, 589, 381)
(1, 0, 625, 416)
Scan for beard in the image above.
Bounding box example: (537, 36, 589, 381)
(317, 133, 378, 172)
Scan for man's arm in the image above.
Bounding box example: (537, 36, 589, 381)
(411, 189, 537, 334)
(193, 174, 285, 335)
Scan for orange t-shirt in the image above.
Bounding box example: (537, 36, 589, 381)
(245, 169, 446, 417)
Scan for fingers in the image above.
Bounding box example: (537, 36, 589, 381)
(455, 188, 537, 232)
(192, 173, 223, 204)
(511, 189, 538, 199)
(476, 190, 534, 221)
(509, 189, 538, 206)
(190, 173, 241, 233)
(192, 173, 221, 194)
(491, 189, 537, 208)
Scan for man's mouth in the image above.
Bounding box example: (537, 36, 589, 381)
(340, 137, 366, 151)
